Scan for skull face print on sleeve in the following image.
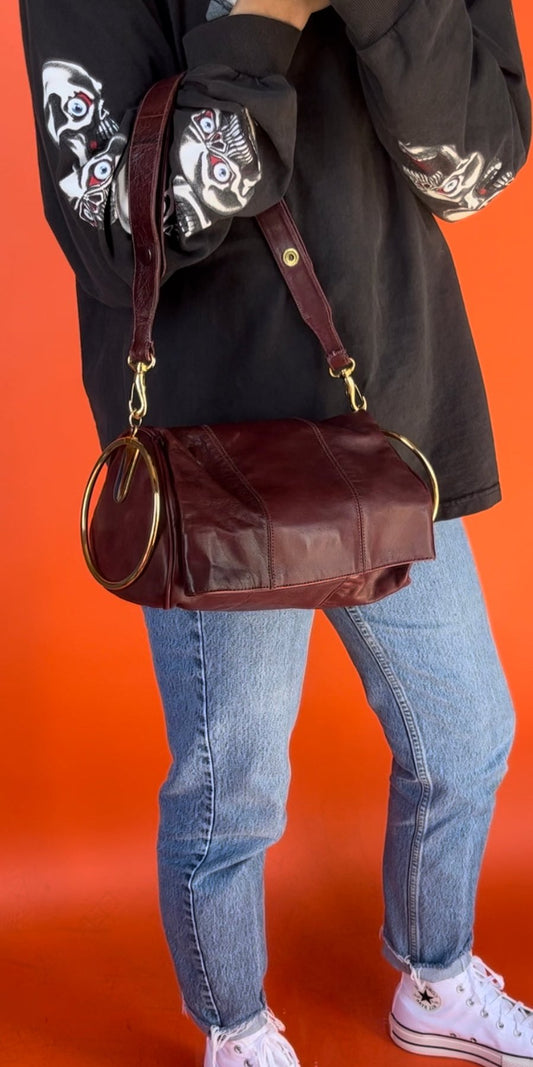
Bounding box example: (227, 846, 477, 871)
(171, 106, 261, 239)
(332, 0, 530, 221)
(41, 60, 129, 230)
(19, 0, 300, 307)
(40, 60, 261, 238)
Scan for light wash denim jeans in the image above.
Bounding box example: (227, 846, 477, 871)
(142, 518, 515, 1035)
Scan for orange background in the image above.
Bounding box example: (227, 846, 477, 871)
(2, 3, 533, 1065)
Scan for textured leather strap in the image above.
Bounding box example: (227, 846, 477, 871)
(255, 201, 353, 373)
(127, 74, 184, 368)
(127, 74, 354, 375)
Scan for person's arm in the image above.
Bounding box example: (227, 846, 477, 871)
(230, 0, 329, 29)
(331, 0, 531, 220)
(19, 0, 303, 307)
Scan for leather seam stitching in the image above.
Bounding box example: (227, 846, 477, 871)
(201, 425, 275, 588)
(296, 418, 366, 570)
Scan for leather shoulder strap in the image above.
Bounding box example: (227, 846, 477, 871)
(255, 201, 352, 373)
(128, 74, 183, 368)
(127, 74, 353, 375)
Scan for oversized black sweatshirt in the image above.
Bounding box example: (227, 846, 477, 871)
(19, 0, 531, 519)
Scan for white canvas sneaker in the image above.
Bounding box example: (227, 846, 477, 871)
(204, 1007, 301, 1067)
(389, 955, 533, 1065)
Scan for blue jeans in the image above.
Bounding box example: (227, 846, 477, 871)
(143, 518, 515, 1034)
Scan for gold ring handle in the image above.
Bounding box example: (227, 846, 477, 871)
(80, 436, 161, 590)
(384, 430, 440, 521)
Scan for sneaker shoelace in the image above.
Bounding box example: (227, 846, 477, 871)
(208, 1008, 293, 1067)
(465, 957, 533, 1040)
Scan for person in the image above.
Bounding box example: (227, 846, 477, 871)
(19, 0, 532, 1064)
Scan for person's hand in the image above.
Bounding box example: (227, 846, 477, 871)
(230, 0, 330, 31)
(304, 0, 331, 13)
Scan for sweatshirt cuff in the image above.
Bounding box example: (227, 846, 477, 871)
(332, 0, 415, 48)
(183, 14, 301, 78)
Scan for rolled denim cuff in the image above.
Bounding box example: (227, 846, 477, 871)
(382, 932, 474, 983)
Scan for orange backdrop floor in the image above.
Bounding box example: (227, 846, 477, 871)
(2, 607, 533, 1067)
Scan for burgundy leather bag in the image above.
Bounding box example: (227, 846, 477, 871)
(81, 75, 438, 611)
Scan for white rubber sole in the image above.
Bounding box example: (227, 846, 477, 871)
(389, 1013, 533, 1067)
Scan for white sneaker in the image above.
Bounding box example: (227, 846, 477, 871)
(204, 1007, 300, 1067)
(389, 955, 533, 1065)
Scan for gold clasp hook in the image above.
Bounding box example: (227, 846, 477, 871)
(329, 358, 367, 413)
(128, 353, 156, 430)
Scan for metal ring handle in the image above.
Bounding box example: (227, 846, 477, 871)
(384, 430, 440, 521)
(80, 436, 161, 591)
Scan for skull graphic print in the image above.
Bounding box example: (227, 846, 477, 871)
(59, 136, 128, 228)
(42, 61, 262, 239)
(399, 141, 514, 220)
(172, 107, 261, 237)
(42, 60, 127, 229)
(42, 61, 119, 164)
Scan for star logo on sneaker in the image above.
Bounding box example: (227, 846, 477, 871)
(413, 985, 442, 1011)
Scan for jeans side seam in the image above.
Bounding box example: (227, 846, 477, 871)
(185, 611, 221, 1026)
(343, 606, 433, 963)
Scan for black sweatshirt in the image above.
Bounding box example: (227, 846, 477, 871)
(19, 0, 531, 519)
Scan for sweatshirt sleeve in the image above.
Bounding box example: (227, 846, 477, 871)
(331, 0, 531, 221)
(19, 1, 300, 306)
